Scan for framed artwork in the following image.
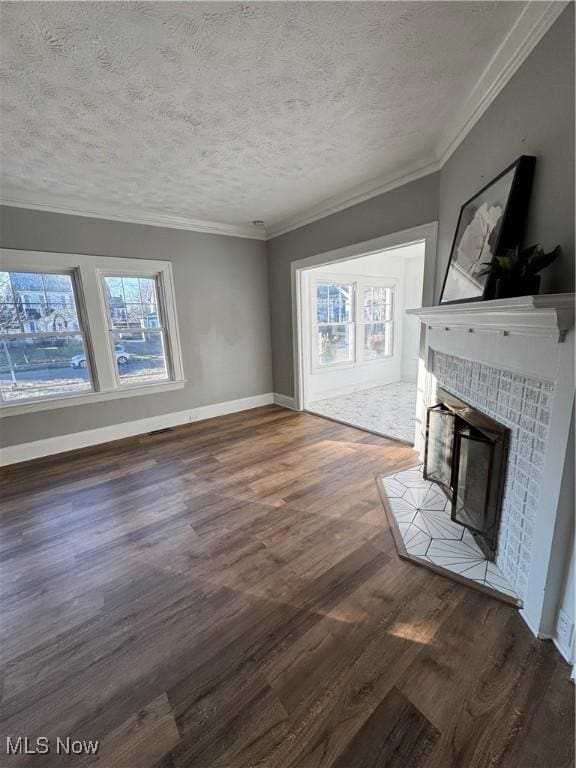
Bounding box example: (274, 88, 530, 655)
(439, 155, 536, 304)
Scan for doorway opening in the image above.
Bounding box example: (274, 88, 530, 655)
(297, 239, 426, 444)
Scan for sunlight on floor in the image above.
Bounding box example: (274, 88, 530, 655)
(388, 621, 436, 645)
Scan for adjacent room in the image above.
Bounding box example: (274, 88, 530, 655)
(300, 241, 425, 443)
(0, 2, 574, 767)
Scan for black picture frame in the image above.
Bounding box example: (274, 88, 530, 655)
(439, 155, 536, 305)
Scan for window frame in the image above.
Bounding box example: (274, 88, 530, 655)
(309, 273, 398, 374)
(312, 277, 357, 372)
(0, 249, 185, 417)
(98, 268, 174, 390)
(0, 266, 97, 403)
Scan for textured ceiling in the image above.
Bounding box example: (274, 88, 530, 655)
(0, 1, 526, 230)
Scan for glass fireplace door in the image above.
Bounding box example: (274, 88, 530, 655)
(452, 426, 494, 536)
(424, 404, 457, 496)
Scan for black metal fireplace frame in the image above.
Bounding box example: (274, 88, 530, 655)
(424, 389, 509, 560)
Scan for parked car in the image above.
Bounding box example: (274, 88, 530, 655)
(70, 344, 130, 369)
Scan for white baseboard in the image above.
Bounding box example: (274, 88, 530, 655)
(273, 393, 298, 410)
(0, 393, 274, 466)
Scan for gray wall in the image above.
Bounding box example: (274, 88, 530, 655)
(267, 172, 440, 398)
(0, 207, 272, 447)
(437, 3, 575, 299)
(268, 6, 575, 398)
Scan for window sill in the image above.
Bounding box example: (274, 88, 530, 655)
(0, 379, 187, 417)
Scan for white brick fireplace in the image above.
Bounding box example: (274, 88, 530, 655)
(409, 295, 575, 657)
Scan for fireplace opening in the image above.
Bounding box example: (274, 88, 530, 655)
(424, 388, 509, 560)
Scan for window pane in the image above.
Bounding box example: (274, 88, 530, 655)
(125, 304, 145, 325)
(317, 299, 328, 323)
(139, 278, 158, 309)
(120, 277, 140, 303)
(318, 323, 353, 365)
(363, 287, 373, 322)
(9, 272, 43, 293)
(104, 275, 161, 330)
(0, 335, 92, 402)
(105, 276, 124, 299)
(42, 274, 74, 293)
(316, 285, 330, 322)
(0, 272, 81, 334)
(364, 286, 394, 325)
(322, 283, 352, 323)
(0, 304, 21, 334)
(111, 330, 168, 386)
(364, 322, 393, 359)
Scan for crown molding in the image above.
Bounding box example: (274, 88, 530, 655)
(265, 157, 442, 240)
(0, 194, 267, 241)
(437, 1, 568, 164)
(1, 1, 566, 243)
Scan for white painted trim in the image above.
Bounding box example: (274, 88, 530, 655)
(273, 392, 297, 410)
(0, 380, 187, 418)
(437, 1, 568, 164)
(408, 294, 576, 342)
(291, 222, 438, 411)
(0, 195, 266, 241)
(0, 392, 274, 466)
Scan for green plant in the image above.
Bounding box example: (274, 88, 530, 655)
(478, 244, 561, 280)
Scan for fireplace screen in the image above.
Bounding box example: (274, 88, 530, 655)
(424, 389, 508, 560)
(424, 404, 456, 495)
(453, 427, 493, 532)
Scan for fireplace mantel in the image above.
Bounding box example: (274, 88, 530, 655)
(408, 293, 575, 342)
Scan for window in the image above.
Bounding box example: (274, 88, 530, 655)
(102, 275, 169, 387)
(316, 282, 355, 366)
(0, 270, 92, 403)
(0, 250, 184, 414)
(364, 286, 394, 359)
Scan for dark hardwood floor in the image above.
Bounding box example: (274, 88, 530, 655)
(0, 406, 573, 767)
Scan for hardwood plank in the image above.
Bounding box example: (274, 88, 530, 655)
(330, 687, 439, 768)
(0, 406, 572, 768)
(76, 693, 179, 768)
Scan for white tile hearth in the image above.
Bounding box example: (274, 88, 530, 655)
(381, 464, 519, 602)
(308, 381, 416, 443)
